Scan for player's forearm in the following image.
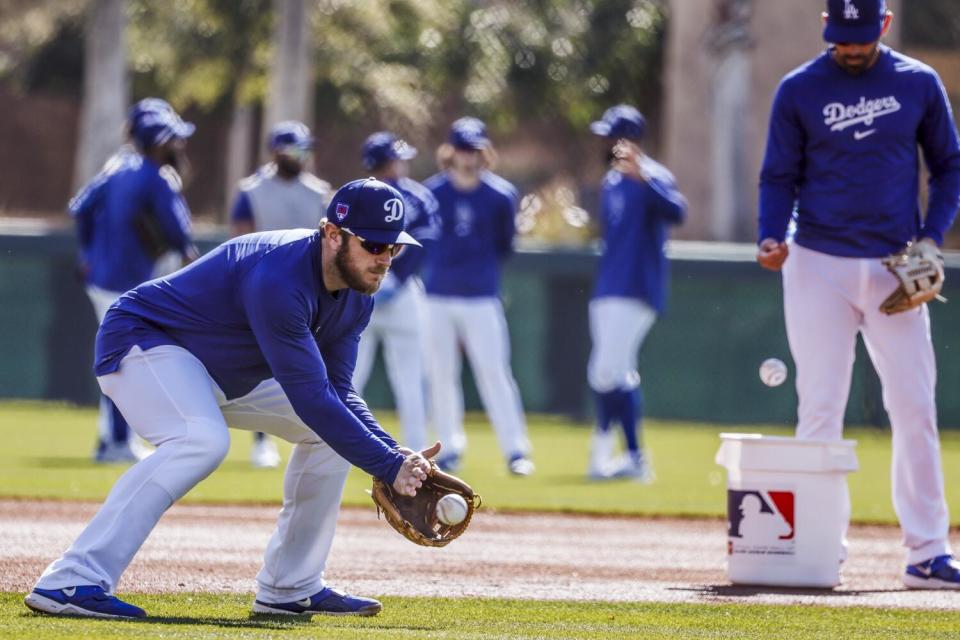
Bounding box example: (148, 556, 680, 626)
(284, 379, 405, 482)
(647, 179, 687, 223)
(337, 386, 400, 450)
(757, 182, 796, 243)
(920, 151, 960, 245)
(921, 166, 960, 246)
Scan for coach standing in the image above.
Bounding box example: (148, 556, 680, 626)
(757, 0, 960, 588)
(229, 121, 332, 469)
(71, 98, 197, 464)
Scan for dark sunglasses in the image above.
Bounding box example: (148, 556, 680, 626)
(341, 227, 405, 258)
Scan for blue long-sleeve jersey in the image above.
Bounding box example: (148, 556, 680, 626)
(385, 176, 440, 284)
(94, 229, 404, 483)
(759, 46, 960, 256)
(70, 149, 193, 292)
(423, 171, 518, 297)
(593, 159, 687, 312)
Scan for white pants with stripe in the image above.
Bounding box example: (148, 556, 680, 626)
(587, 297, 657, 393)
(425, 296, 530, 460)
(783, 243, 951, 564)
(35, 345, 350, 603)
(354, 279, 429, 451)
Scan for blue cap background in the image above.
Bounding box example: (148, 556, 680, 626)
(128, 98, 195, 149)
(362, 131, 418, 170)
(590, 104, 646, 140)
(823, 0, 886, 44)
(448, 117, 489, 150)
(326, 178, 421, 246)
(268, 121, 314, 152)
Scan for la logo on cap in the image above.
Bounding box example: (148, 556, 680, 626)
(335, 203, 349, 221)
(844, 0, 859, 19)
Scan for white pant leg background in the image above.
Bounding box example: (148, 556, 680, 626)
(427, 296, 530, 460)
(86, 285, 124, 445)
(426, 297, 467, 456)
(37, 345, 349, 604)
(354, 280, 429, 451)
(783, 244, 951, 563)
(587, 297, 657, 393)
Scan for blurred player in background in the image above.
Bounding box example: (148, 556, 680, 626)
(25, 179, 433, 620)
(352, 132, 440, 451)
(757, 0, 960, 588)
(71, 97, 197, 464)
(423, 117, 533, 476)
(230, 120, 332, 468)
(586, 105, 686, 481)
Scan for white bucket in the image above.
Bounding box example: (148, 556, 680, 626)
(715, 433, 859, 588)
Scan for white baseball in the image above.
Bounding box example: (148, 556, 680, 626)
(436, 494, 468, 526)
(759, 358, 788, 387)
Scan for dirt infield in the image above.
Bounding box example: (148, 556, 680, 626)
(2, 499, 957, 610)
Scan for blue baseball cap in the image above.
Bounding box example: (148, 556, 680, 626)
(128, 98, 195, 149)
(326, 178, 421, 246)
(823, 0, 886, 44)
(590, 105, 646, 140)
(448, 117, 489, 150)
(362, 131, 418, 170)
(268, 121, 313, 152)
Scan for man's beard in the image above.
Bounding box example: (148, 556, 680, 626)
(833, 45, 879, 75)
(334, 241, 385, 295)
(276, 156, 303, 179)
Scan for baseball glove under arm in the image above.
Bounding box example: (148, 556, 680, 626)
(371, 462, 480, 547)
(880, 239, 946, 315)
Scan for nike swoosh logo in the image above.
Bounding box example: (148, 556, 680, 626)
(297, 598, 312, 608)
(62, 587, 77, 597)
(853, 129, 876, 140)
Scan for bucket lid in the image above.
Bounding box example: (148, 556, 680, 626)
(716, 433, 858, 473)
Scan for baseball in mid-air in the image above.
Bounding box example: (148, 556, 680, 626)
(436, 494, 469, 526)
(759, 358, 788, 387)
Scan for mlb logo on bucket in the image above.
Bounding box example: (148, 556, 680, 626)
(727, 489, 795, 557)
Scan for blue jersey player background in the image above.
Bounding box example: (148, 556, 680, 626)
(423, 117, 534, 476)
(586, 105, 686, 481)
(353, 131, 440, 452)
(757, 0, 960, 589)
(26, 179, 439, 619)
(70, 97, 197, 464)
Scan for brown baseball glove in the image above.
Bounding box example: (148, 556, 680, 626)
(880, 240, 946, 315)
(371, 462, 480, 547)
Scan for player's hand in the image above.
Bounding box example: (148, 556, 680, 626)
(757, 238, 789, 271)
(611, 139, 647, 182)
(392, 441, 442, 497)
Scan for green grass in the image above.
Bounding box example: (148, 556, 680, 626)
(3, 593, 959, 639)
(1, 401, 959, 524)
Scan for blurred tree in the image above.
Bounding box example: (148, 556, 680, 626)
(263, 0, 314, 148)
(126, 0, 272, 215)
(73, 0, 127, 189)
(0, 0, 87, 92)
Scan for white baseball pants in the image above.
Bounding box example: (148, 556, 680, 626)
(425, 296, 530, 459)
(587, 297, 657, 393)
(86, 285, 127, 446)
(783, 243, 951, 564)
(354, 279, 429, 451)
(35, 345, 350, 603)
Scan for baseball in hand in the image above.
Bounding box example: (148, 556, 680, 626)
(436, 494, 468, 526)
(759, 358, 788, 387)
